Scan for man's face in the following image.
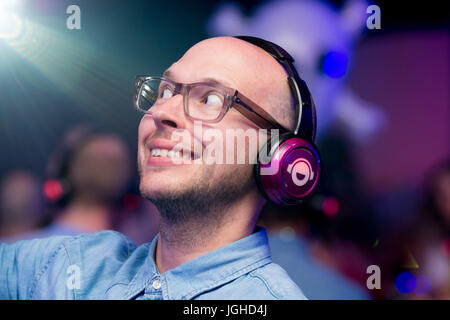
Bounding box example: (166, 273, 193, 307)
(137, 37, 288, 216)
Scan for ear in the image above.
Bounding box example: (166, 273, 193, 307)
(340, 0, 368, 39)
(206, 2, 248, 36)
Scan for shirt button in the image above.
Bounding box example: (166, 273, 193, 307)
(152, 278, 162, 290)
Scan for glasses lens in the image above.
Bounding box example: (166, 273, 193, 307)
(187, 84, 225, 121)
(136, 78, 175, 112)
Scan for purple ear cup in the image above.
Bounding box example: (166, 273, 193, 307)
(255, 135, 320, 205)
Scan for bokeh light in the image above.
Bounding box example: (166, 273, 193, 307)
(0, 12, 23, 40)
(414, 275, 432, 297)
(123, 193, 141, 211)
(0, 0, 23, 40)
(440, 238, 450, 257)
(395, 272, 417, 294)
(322, 196, 339, 217)
(323, 51, 348, 78)
(43, 179, 63, 202)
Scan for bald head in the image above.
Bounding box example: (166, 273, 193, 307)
(169, 36, 296, 131)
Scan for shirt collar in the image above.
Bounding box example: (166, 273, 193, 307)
(124, 226, 272, 300)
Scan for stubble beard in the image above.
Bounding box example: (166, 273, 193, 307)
(138, 163, 254, 247)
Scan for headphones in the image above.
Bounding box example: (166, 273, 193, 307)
(234, 36, 321, 205)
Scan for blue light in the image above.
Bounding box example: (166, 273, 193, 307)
(323, 51, 348, 78)
(395, 272, 417, 294)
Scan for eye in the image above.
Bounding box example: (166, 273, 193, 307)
(160, 87, 173, 99)
(203, 93, 222, 106)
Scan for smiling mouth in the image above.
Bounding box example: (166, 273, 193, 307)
(149, 148, 200, 161)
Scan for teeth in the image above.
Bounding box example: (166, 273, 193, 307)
(151, 148, 185, 159)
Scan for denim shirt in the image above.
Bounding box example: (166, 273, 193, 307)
(0, 227, 306, 300)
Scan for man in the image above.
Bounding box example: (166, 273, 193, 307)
(0, 37, 309, 299)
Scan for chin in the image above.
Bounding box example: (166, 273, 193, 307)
(140, 176, 167, 195)
(139, 170, 190, 199)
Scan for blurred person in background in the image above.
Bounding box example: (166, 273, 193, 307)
(117, 197, 160, 245)
(422, 160, 450, 239)
(1, 124, 134, 242)
(377, 160, 450, 300)
(259, 201, 372, 299)
(408, 160, 450, 299)
(307, 129, 379, 288)
(0, 170, 44, 238)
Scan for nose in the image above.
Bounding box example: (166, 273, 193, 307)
(150, 94, 186, 130)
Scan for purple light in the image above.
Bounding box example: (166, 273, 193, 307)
(414, 275, 432, 297)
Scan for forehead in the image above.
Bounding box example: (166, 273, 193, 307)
(165, 37, 286, 96)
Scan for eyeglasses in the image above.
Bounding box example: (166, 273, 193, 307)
(134, 76, 288, 131)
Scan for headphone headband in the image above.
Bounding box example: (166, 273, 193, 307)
(234, 36, 316, 142)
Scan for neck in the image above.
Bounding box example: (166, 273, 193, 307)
(56, 198, 112, 232)
(155, 189, 263, 273)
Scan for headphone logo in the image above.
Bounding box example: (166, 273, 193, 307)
(287, 158, 314, 187)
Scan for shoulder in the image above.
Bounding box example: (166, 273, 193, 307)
(1, 234, 75, 273)
(245, 262, 307, 299)
(200, 262, 307, 300)
(63, 230, 139, 281)
(74, 230, 138, 257)
(36, 230, 139, 299)
(29, 229, 139, 266)
(1, 230, 141, 299)
(4, 229, 137, 254)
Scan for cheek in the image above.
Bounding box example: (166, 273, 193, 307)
(138, 115, 154, 140)
(138, 116, 155, 157)
(220, 133, 260, 165)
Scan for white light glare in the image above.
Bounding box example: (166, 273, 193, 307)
(0, 0, 23, 40)
(0, 0, 21, 12)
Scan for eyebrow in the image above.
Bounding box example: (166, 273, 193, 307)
(162, 69, 235, 88)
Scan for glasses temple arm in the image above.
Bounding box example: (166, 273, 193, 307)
(233, 93, 288, 132)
